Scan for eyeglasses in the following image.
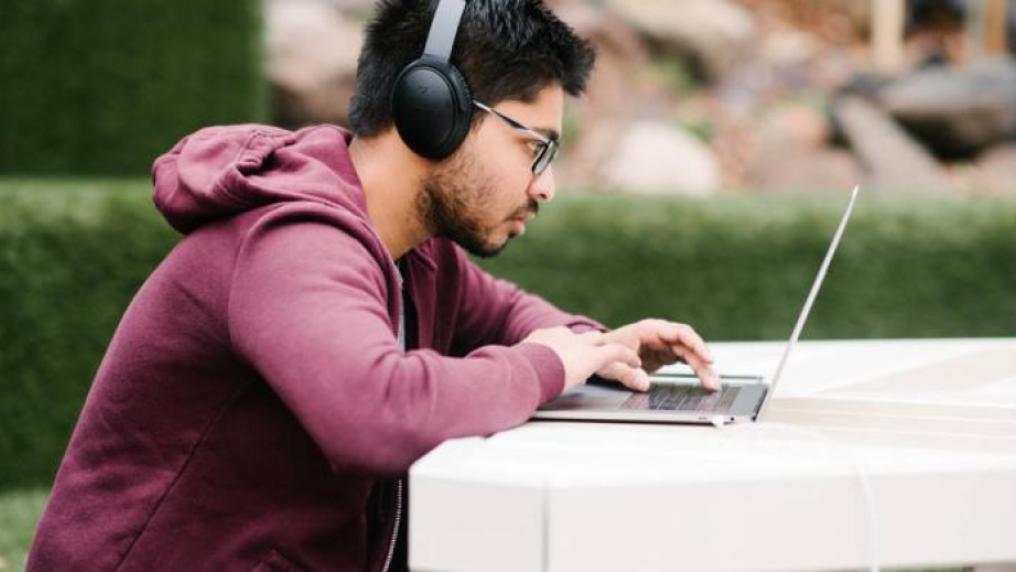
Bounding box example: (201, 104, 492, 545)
(472, 100, 559, 176)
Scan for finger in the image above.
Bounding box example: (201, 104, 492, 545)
(670, 344, 721, 392)
(596, 362, 651, 392)
(656, 321, 714, 364)
(640, 346, 680, 372)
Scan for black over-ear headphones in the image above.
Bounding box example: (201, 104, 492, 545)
(391, 0, 473, 160)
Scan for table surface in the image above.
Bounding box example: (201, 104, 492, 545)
(409, 338, 1016, 572)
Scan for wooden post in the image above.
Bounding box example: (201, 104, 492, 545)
(985, 0, 1010, 55)
(872, 0, 906, 72)
(966, 0, 987, 60)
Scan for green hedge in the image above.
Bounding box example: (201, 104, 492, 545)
(2, 179, 1015, 489)
(0, 488, 48, 571)
(0, 180, 177, 489)
(0, 0, 266, 174)
(487, 192, 1016, 339)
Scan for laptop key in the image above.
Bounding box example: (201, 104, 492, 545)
(620, 393, 650, 410)
(696, 387, 741, 412)
(620, 385, 742, 412)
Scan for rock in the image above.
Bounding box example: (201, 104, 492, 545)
(554, 0, 648, 62)
(604, 0, 755, 81)
(760, 31, 817, 69)
(265, 0, 364, 127)
(553, 1, 649, 113)
(833, 95, 957, 194)
(549, 1, 653, 189)
(751, 146, 861, 193)
(758, 104, 833, 149)
(748, 104, 861, 192)
(964, 144, 1016, 195)
(881, 59, 1016, 157)
(602, 121, 721, 195)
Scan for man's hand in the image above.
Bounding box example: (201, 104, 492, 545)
(522, 327, 642, 391)
(597, 319, 720, 392)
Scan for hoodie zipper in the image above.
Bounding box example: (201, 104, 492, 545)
(381, 260, 407, 572)
(381, 478, 403, 572)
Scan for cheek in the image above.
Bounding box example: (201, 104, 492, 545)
(491, 157, 531, 199)
(472, 160, 527, 213)
(471, 121, 534, 196)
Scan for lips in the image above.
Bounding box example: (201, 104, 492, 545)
(509, 210, 535, 223)
(508, 200, 540, 224)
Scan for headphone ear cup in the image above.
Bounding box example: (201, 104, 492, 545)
(391, 56, 473, 160)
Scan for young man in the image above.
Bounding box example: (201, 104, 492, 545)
(29, 0, 718, 570)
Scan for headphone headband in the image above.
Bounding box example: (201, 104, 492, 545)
(423, 0, 466, 61)
(390, 0, 474, 160)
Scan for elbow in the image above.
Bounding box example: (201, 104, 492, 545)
(321, 422, 444, 478)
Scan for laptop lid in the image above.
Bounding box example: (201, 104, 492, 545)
(756, 185, 859, 420)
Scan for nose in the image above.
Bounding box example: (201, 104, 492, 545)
(528, 167, 556, 203)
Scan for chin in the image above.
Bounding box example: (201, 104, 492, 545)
(463, 235, 511, 259)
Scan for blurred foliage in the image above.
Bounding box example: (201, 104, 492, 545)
(2, 179, 1015, 490)
(673, 116, 715, 143)
(647, 58, 698, 95)
(561, 107, 584, 152)
(0, 179, 177, 489)
(0, 488, 48, 572)
(481, 192, 1016, 339)
(0, 0, 266, 175)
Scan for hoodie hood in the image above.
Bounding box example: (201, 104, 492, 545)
(152, 124, 369, 235)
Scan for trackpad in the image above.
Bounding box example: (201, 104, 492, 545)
(539, 383, 631, 411)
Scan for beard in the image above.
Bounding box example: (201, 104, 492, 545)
(417, 151, 536, 258)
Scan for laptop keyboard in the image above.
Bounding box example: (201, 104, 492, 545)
(620, 385, 741, 413)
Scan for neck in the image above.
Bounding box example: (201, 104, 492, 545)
(348, 131, 432, 260)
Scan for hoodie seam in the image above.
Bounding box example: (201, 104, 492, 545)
(223, 203, 291, 350)
(111, 382, 253, 571)
(223, 203, 400, 350)
(213, 129, 291, 210)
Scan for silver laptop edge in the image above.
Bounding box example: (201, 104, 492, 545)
(534, 185, 861, 424)
(756, 184, 859, 420)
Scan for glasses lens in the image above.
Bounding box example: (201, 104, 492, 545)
(532, 141, 558, 175)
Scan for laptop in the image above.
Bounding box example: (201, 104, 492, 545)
(533, 186, 860, 425)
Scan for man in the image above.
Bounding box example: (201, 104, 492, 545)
(29, 0, 718, 570)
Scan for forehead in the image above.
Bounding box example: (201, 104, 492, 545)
(492, 84, 564, 135)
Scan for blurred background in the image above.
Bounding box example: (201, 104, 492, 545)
(264, 0, 1016, 198)
(1, 1, 1015, 569)
(5, 0, 1016, 190)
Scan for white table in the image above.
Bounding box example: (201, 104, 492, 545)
(409, 339, 1016, 572)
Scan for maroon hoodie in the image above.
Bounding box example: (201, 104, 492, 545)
(28, 124, 602, 571)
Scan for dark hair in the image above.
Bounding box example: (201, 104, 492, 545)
(349, 0, 596, 137)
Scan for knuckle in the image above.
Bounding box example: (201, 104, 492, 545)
(639, 318, 661, 331)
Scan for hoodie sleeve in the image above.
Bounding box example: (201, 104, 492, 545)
(448, 244, 605, 356)
(227, 211, 565, 477)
